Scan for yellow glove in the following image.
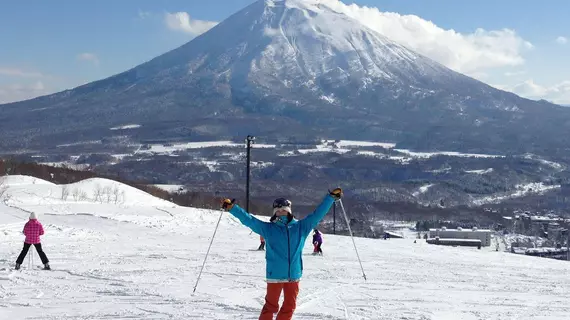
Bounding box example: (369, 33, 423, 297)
(221, 198, 235, 211)
(329, 188, 342, 200)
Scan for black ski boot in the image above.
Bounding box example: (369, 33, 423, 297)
(15, 263, 20, 270)
(43, 264, 51, 270)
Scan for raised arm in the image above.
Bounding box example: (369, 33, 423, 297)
(223, 199, 270, 238)
(300, 188, 342, 235)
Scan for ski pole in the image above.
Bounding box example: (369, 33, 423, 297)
(28, 245, 34, 269)
(338, 199, 367, 281)
(193, 209, 224, 293)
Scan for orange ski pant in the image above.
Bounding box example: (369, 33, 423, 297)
(259, 281, 300, 320)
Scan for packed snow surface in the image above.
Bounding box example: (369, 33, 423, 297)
(1, 175, 570, 319)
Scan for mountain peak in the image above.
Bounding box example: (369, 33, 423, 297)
(152, 0, 448, 96)
(1, 0, 569, 156)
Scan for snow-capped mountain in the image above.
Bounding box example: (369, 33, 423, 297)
(1, 0, 570, 156)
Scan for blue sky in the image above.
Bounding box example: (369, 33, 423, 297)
(1, 0, 569, 104)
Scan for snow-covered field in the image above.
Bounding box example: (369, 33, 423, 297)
(125, 139, 506, 162)
(393, 149, 503, 159)
(153, 184, 186, 193)
(110, 124, 142, 130)
(137, 141, 276, 155)
(465, 168, 494, 175)
(1, 176, 570, 319)
(472, 182, 561, 205)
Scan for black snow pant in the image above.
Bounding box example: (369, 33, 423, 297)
(16, 243, 49, 265)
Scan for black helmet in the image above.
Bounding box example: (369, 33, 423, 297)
(272, 198, 291, 208)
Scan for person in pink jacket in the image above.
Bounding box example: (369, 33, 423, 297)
(15, 212, 51, 270)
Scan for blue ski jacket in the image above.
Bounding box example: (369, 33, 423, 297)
(228, 194, 335, 282)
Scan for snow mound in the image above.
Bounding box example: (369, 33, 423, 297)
(66, 178, 173, 207)
(0, 175, 174, 208)
(0, 175, 56, 186)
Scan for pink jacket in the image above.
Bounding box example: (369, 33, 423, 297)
(23, 219, 44, 244)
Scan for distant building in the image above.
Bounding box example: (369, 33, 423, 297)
(384, 231, 404, 239)
(427, 238, 482, 249)
(428, 227, 492, 247)
(501, 216, 515, 230)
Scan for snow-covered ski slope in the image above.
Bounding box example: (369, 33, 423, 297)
(1, 176, 570, 319)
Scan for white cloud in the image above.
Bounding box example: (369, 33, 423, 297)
(556, 36, 568, 45)
(0, 81, 50, 104)
(0, 67, 44, 78)
(319, 0, 532, 77)
(508, 79, 570, 105)
(77, 53, 99, 65)
(164, 12, 218, 36)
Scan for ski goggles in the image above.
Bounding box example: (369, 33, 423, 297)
(272, 198, 291, 208)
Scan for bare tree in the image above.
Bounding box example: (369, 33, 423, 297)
(120, 190, 126, 205)
(61, 185, 70, 201)
(111, 185, 121, 204)
(103, 185, 113, 203)
(93, 184, 103, 203)
(72, 188, 81, 201)
(78, 190, 88, 201)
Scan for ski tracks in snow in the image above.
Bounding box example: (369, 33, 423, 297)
(3, 201, 570, 319)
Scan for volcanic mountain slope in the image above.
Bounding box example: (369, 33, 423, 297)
(1, 0, 569, 157)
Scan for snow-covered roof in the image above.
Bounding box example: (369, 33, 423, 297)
(525, 247, 568, 254)
(429, 238, 482, 243)
(429, 228, 492, 233)
(530, 216, 561, 222)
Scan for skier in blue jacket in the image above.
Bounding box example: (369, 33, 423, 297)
(222, 188, 342, 320)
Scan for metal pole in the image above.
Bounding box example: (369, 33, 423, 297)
(338, 199, 367, 281)
(566, 228, 570, 261)
(333, 202, 336, 234)
(193, 209, 224, 293)
(245, 135, 255, 213)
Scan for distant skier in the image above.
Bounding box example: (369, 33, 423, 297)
(312, 229, 323, 255)
(15, 213, 51, 270)
(258, 235, 266, 251)
(221, 188, 342, 320)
